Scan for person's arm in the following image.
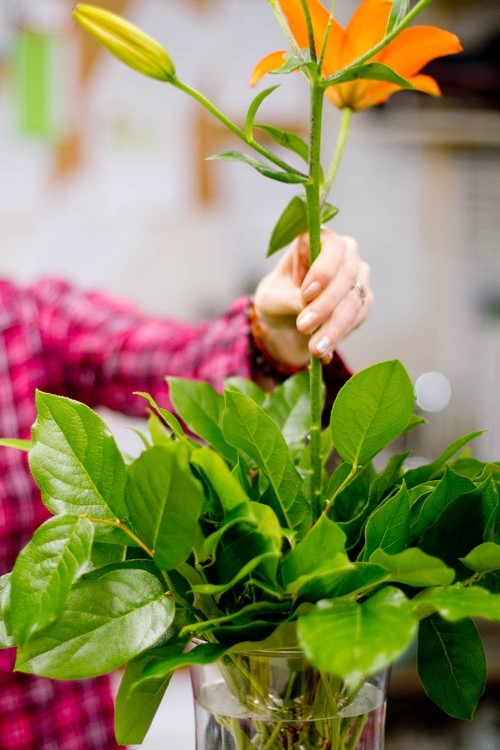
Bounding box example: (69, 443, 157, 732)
(34, 229, 371, 416)
(34, 280, 253, 415)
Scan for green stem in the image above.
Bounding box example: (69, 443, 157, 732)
(322, 464, 358, 518)
(322, 106, 352, 205)
(267, 0, 303, 61)
(82, 514, 154, 556)
(170, 77, 307, 179)
(299, 0, 317, 61)
(304, 82, 325, 515)
(82, 514, 199, 611)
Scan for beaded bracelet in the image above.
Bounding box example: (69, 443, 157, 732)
(247, 300, 309, 379)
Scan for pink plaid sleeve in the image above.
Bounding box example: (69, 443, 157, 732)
(32, 279, 253, 417)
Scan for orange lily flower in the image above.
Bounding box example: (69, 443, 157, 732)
(250, 0, 462, 111)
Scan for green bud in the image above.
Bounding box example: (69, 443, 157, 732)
(73, 3, 175, 82)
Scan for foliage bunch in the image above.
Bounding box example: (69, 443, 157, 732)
(2, 363, 500, 743)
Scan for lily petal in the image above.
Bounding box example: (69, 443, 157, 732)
(379, 26, 463, 77)
(254, 0, 462, 113)
(250, 50, 288, 87)
(339, 0, 392, 68)
(350, 73, 442, 111)
(277, 0, 331, 50)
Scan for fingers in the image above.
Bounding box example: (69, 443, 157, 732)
(252, 228, 373, 369)
(296, 233, 373, 364)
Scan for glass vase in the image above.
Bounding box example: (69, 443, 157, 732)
(189, 649, 390, 750)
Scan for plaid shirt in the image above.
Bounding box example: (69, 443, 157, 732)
(0, 278, 350, 749)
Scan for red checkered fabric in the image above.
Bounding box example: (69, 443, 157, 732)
(0, 277, 350, 748)
(0, 277, 253, 750)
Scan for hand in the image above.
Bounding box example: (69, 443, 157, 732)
(253, 229, 372, 366)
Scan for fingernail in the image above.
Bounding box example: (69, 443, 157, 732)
(302, 281, 321, 302)
(316, 336, 331, 357)
(297, 310, 317, 331)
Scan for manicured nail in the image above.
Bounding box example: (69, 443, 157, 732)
(316, 336, 331, 357)
(302, 281, 321, 302)
(297, 310, 317, 331)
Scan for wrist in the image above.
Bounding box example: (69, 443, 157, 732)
(247, 299, 310, 378)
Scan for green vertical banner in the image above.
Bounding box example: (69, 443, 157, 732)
(12, 26, 69, 141)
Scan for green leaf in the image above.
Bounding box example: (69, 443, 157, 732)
(187, 600, 290, 637)
(267, 196, 338, 257)
(403, 431, 484, 488)
(91, 541, 126, 568)
(15, 568, 175, 679)
(206, 620, 278, 645)
(10, 515, 94, 644)
(270, 52, 313, 76)
(411, 466, 476, 537)
(255, 123, 309, 163)
(363, 482, 411, 560)
(370, 548, 455, 587)
(222, 390, 311, 536)
(0, 574, 14, 648)
(298, 586, 416, 691)
(136, 391, 188, 441)
(419, 477, 498, 575)
(190, 446, 251, 516)
(367, 452, 409, 506)
(168, 377, 237, 463)
(332, 465, 379, 551)
(386, 0, 410, 34)
(126, 443, 204, 571)
(418, 615, 486, 719)
(330, 360, 415, 467)
(194, 552, 280, 597)
(262, 371, 311, 451)
(415, 584, 500, 623)
(172, 562, 224, 621)
(325, 462, 365, 521)
(299, 562, 388, 604)
(282, 515, 352, 594)
(199, 503, 283, 596)
(207, 151, 308, 184)
(141, 641, 228, 680)
(224, 376, 266, 404)
(268, 196, 308, 257)
(115, 647, 175, 745)
(320, 202, 339, 224)
(324, 61, 414, 90)
(29, 391, 127, 519)
(202, 500, 282, 561)
(461, 542, 500, 574)
(245, 85, 280, 139)
(115, 605, 192, 746)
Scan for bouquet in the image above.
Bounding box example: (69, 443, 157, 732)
(2, 2, 499, 749)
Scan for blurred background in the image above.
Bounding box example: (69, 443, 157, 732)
(0, 0, 499, 747)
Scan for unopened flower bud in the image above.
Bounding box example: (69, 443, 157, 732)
(73, 3, 175, 82)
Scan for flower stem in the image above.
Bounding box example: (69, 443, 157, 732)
(322, 106, 352, 205)
(81, 514, 153, 556)
(170, 76, 307, 179)
(305, 82, 325, 515)
(299, 0, 317, 61)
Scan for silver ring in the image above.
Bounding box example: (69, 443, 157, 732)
(351, 282, 366, 305)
